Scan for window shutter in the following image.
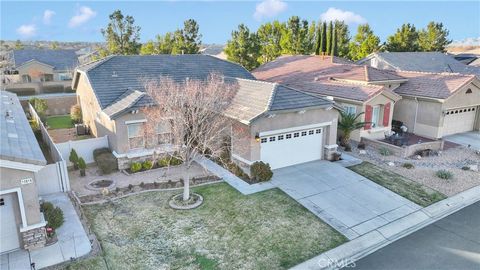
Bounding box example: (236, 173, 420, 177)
(383, 102, 391, 127)
(364, 105, 373, 130)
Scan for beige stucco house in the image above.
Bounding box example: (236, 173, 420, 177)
(253, 55, 404, 141)
(0, 91, 48, 253)
(72, 55, 341, 171)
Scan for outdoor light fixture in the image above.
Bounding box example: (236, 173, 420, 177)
(255, 133, 260, 142)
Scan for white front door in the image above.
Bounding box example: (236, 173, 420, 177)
(443, 107, 477, 136)
(0, 193, 21, 253)
(260, 127, 323, 169)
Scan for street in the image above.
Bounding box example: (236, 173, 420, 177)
(350, 201, 480, 270)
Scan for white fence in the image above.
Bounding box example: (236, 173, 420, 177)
(29, 103, 70, 194)
(56, 136, 109, 166)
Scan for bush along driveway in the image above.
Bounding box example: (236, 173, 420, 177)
(66, 183, 347, 270)
(349, 162, 447, 207)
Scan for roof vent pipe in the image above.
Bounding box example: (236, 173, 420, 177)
(325, 96, 334, 101)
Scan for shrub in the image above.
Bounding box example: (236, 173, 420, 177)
(128, 184, 133, 190)
(436, 170, 453, 180)
(402, 163, 414, 169)
(93, 148, 118, 175)
(169, 156, 183, 166)
(227, 162, 249, 180)
(157, 157, 170, 168)
(69, 149, 79, 170)
(142, 160, 154, 170)
(78, 157, 86, 177)
(332, 152, 342, 161)
(70, 104, 82, 123)
(461, 166, 470, 171)
(250, 161, 273, 182)
(344, 144, 352, 152)
(140, 182, 145, 188)
(130, 162, 142, 173)
(379, 147, 392, 156)
(357, 141, 366, 150)
(157, 155, 183, 167)
(41, 202, 64, 229)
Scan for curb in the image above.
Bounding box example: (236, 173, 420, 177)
(291, 185, 480, 270)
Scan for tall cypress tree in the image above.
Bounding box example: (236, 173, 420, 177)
(315, 22, 322, 55)
(326, 21, 333, 55)
(321, 22, 327, 54)
(331, 28, 338, 57)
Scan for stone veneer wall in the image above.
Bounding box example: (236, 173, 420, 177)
(22, 227, 47, 250)
(361, 137, 444, 158)
(117, 151, 174, 170)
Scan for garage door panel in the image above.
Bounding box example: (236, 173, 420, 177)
(443, 107, 477, 136)
(260, 128, 323, 169)
(0, 194, 21, 253)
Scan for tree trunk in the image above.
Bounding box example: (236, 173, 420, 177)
(182, 164, 190, 201)
(342, 131, 351, 147)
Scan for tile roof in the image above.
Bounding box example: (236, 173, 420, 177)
(253, 55, 403, 101)
(391, 71, 476, 99)
(76, 55, 255, 111)
(224, 78, 334, 124)
(12, 49, 79, 71)
(102, 89, 146, 119)
(0, 91, 46, 166)
(362, 52, 480, 76)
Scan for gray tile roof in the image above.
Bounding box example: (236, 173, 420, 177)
(361, 52, 480, 76)
(225, 78, 334, 124)
(0, 91, 46, 166)
(12, 49, 79, 71)
(76, 55, 255, 112)
(102, 89, 145, 119)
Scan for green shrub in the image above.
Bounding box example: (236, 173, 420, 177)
(93, 148, 118, 175)
(78, 157, 86, 177)
(157, 157, 170, 168)
(169, 156, 183, 166)
(41, 202, 64, 229)
(379, 147, 392, 156)
(142, 160, 154, 170)
(70, 104, 82, 123)
(157, 155, 183, 167)
(227, 162, 250, 180)
(402, 163, 414, 169)
(461, 166, 470, 171)
(69, 149, 79, 170)
(250, 161, 273, 182)
(436, 170, 453, 180)
(130, 162, 142, 173)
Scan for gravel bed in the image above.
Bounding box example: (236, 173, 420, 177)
(343, 143, 480, 196)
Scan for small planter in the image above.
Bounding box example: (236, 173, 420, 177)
(168, 193, 203, 210)
(86, 179, 115, 191)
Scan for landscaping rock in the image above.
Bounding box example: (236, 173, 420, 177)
(388, 162, 395, 167)
(469, 164, 479, 172)
(359, 150, 367, 155)
(416, 155, 422, 160)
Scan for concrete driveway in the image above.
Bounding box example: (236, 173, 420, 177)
(444, 131, 480, 150)
(272, 161, 421, 240)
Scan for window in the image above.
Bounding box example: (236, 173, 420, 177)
(22, 75, 31, 83)
(316, 129, 322, 134)
(343, 105, 357, 115)
(156, 120, 173, 145)
(372, 106, 381, 128)
(261, 138, 267, 143)
(269, 136, 276, 142)
(127, 123, 144, 149)
(41, 74, 54, 82)
(294, 132, 299, 138)
(301, 131, 307, 136)
(0, 198, 4, 206)
(308, 130, 314, 135)
(286, 134, 292, 139)
(278, 135, 284, 140)
(59, 73, 72, 81)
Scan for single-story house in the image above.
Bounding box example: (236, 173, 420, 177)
(253, 55, 404, 141)
(390, 71, 480, 138)
(0, 91, 48, 253)
(72, 55, 340, 170)
(357, 52, 480, 77)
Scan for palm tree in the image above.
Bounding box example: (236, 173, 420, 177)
(338, 111, 369, 148)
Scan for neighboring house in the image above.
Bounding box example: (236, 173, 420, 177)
(450, 53, 479, 65)
(72, 55, 340, 170)
(390, 71, 480, 138)
(2, 49, 79, 96)
(357, 52, 480, 77)
(253, 55, 403, 141)
(0, 91, 48, 253)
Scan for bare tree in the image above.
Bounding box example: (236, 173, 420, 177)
(143, 74, 238, 201)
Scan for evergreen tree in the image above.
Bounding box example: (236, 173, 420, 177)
(101, 10, 141, 55)
(320, 22, 327, 54)
(156, 32, 175, 54)
(224, 24, 260, 70)
(385, 23, 419, 52)
(326, 21, 333, 55)
(257, 21, 284, 64)
(140, 40, 157, 55)
(348, 24, 380, 60)
(331, 28, 338, 56)
(334, 21, 350, 57)
(15, 40, 24, 50)
(314, 22, 322, 55)
(418, 21, 451, 52)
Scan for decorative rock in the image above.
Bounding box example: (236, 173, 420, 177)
(469, 164, 478, 172)
(388, 162, 395, 167)
(359, 150, 367, 155)
(416, 155, 422, 160)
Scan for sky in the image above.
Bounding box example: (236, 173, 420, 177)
(1, 1, 479, 44)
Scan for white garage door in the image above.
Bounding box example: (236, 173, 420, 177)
(443, 107, 477, 136)
(0, 193, 21, 253)
(260, 127, 323, 169)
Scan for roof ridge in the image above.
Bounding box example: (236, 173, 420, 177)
(265, 83, 278, 111)
(78, 55, 115, 72)
(395, 69, 475, 77)
(279, 84, 335, 104)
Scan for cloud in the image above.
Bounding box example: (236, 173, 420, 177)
(254, 0, 287, 21)
(17, 24, 37, 38)
(68, 6, 97, 28)
(320, 7, 367, 24)
(43, 10, 56, 24)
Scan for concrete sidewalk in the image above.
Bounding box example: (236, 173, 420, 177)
(291, 185, 480, 270)
(0, 193, 91, 270)
(444, 131, 480, 150)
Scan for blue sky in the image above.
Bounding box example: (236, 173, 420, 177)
(1, 1, 479, 44)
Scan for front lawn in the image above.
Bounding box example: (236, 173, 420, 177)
(349, 162, 446, 207)
(46, 115, 74, 129)
(66, 183, 347, 270)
